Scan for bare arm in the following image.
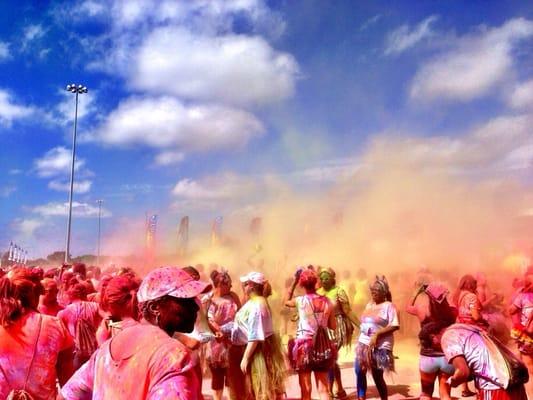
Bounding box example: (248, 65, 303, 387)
(448, 356, 471, 387)
(240, 340, 259, 374)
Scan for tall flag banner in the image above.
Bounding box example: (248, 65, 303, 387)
(211, 216, 223, 246)
(177, 216, 189, 256)
(13, 245, 19, 263)
(23, 251, 28, 265)
(8, 242, 13, 261)
(146, 214, 158, 250)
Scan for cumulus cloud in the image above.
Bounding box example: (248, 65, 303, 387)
(130, 27, 298, 106)
(154, 151, 185, 166)
(54, 89, 97, 125)
(0, 89, 35, 126)
(384, 15, 438, 55)
(22, 24, 46, 51)
(410, 18, 533, 102)
(366, 113, 533, 175)
(0, 41, 10, 61)
(32, 201, 111, 218)
(14, 218, 45, 237)
(48, 179, 93, 194)
(89, 96, 264, 158)
(34, 147, 86, 178)
(508, 79, 533, 110)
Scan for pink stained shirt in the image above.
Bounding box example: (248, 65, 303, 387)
(0, 311, 74, 400)
(61, 322, 200, 400)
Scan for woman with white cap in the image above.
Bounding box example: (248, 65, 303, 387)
(61, 266, 211, 400)
(231, 271, 285, 400)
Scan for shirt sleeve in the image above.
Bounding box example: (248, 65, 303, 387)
(441, 329, 464, 362)
(386, 303, 400, 328)
(60, 351, 96, 400)
(247, 301, 268, 341)
(148, 370, 199, 400)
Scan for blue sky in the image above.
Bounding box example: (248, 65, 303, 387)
(1, 0, 532, 259)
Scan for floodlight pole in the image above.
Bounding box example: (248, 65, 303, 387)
(64, 84, 88, 264)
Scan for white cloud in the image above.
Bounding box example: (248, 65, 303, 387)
(290, 158, 363, 183)
(384, 15, 438, 55)
(130, 27, 298, 106)
(0, 89, 35, 126)
(8, 169, 22, 175)
(15, 218, 45, 237)
(0, 186, 16, 197)
(154, 151, 185, 166)
(0, 41, 10, 61)
(48, 179, 93, 194)
(367, 113, 533, 175)
(22, 24, 46, 50)
(172, 178, 231, 200)
(508, 79, 533, 110)
(32, 201, 111, 218)
(34, 147, 86, 178)
(89, 96, 264, 157)
(410, 18, 533, 102)
(54, 89, 97, 125)
(360, 14, 382, 32)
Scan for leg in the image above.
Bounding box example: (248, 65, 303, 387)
(438, 373, 452, 400)
(520, 353, 533, 400)
(299, 371, 312, 400)
(227, 346, 248, 400)
(315, 370, 333, 400)
(420, 370, 437, 400)
(419, 355, 438, 400)
(210, 367, 225, 400)
(355, 357, 367, 400)
(370, 367, 388, 400)
(333, 363, 346, 398)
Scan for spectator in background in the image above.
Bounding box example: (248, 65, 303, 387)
(58, 283, 101, 369)
(39, 278, 64, 316)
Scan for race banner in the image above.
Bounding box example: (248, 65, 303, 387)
(211, 216, 223, 246)
(177, 216, 189, 256)
(8, 242, 13, 261)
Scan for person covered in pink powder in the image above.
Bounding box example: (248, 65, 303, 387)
(58, 282, 101, 369)
(39, 277, 64, 316)
(61, 266, 212, 400)
(0, 267, 74, 399)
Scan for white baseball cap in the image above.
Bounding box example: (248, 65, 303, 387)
(239, 271, 267, 285)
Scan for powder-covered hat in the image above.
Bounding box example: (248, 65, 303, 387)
(239, 271, 267, 285)
(137, 266, 211, 303)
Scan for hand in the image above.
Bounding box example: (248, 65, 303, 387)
(294, 268, 303, 281)
(240, 357, 249, 375)
(368, 333, 378, 347)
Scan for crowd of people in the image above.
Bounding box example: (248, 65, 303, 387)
(0, 261, 532, 400)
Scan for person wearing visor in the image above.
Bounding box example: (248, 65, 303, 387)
(61, 266, 211, 400)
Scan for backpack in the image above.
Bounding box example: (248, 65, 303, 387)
(74, 305, 98, 362)
(0, 315, 42, 400)
(310, 297, 336, 368)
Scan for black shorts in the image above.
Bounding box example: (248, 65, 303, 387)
(209, 365, 228, 390)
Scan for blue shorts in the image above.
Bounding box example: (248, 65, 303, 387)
(419, 355, 454, 375)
